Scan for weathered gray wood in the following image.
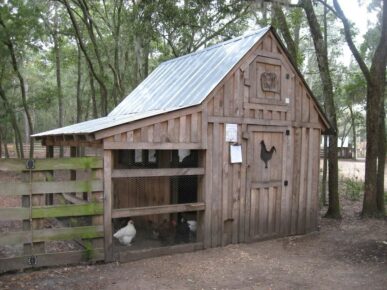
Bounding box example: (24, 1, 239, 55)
(103, 149, 113, 262)
(111, 168, 204, 178)
(0, 249, 105, 273)
(103, 141, 204, 150)
(112, 202, 205, 218)
(0, 157, 102, 172)
(212, 122, 221, 247)
(238, 124, 247, 243)
(297, 128, 308, 234)
(204, 123, 213, 249)
(251, 181, 283, 188)
(0, 203, 104, 220)
(0, 180, 103, 196)
(0, 225, 103, 245)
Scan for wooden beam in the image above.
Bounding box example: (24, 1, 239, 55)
(118, 242, 203, 263)
(112, 202, 206, 219)
(0, 180, 103, 196)
(112, 168, 205, 178)
(103, 141, 204, 150)
(0, 203, 103, 220)
(103, 150, 114, 262)
(243, 102, 289, 112)
(0, 157, 103, 172)
(251, 181, 283, 189)
(0, 249, 105, 273)
(95, 106, 202, 140)
(0, 225, 104, 246)
(207, 116, 323, 129)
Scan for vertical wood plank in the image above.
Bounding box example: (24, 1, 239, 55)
(291, 128, 301, 234)
(239, 123, 247, 242)
(297, 128, 308, 234)
(103, 150, 113, 262)
(160, 121, 168, 142)
(204, 123, 213, 248)
(191, 113, 199, 143)
(179, 116, 187, 143)
(212, 123, 221, 247)
(153, 123, 161, 143)
(167, 119, 175, 142)
(306, 128, 314, 232)
(244, 130, 252, 241)
(268, 186, 275, 234)
(250, 189, 257, 238)
(126, 131, 134, 143)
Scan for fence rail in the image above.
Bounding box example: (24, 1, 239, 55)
(0, 156, 104, 273)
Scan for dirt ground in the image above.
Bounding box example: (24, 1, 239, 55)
(0, 160, 386, 290)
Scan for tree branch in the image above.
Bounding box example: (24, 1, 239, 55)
(316, 0, 371, 83)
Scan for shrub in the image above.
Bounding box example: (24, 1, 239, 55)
(342, 177, 363, 201)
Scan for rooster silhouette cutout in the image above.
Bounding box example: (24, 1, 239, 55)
(260, 140, 276, 168)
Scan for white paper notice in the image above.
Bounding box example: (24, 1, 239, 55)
(230, 145, 242, 163)
(225, 123, 238, 142)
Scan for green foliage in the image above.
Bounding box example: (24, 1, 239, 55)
(342, 177, 364, 201)
(83, 240, 95, 261)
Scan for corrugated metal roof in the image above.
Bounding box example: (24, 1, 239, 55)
(33, 26, 270, 137)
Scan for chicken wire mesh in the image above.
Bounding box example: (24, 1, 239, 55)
(112, 149, 201, 250)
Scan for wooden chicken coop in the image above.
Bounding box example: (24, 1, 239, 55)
(32, 26, 331, 263)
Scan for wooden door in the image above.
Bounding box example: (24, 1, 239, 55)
(246, 126, 290, 240)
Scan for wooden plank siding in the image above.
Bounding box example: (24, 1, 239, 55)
(201, 30, 325, 246)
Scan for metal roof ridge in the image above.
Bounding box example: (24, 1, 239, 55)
(160, 26, 271, 66)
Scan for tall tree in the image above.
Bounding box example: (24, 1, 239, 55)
(301, 0, 340, 218)
(0, 1, 43, 158)
(318, 0, 386, 217)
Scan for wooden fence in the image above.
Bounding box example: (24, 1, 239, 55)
(0, 157, 104, 273)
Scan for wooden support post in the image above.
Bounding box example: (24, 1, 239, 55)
(31, 171, 46, 255)
(158, 150, 171, 223)
(196, 150, 205, 244)
(45, 145, 54, 205)
(103, 150, 114, 262)
(22, 175, 32, 255)
(92, 167, 104, 250)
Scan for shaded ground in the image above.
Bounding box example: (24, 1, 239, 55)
(0, 159, 386, 289)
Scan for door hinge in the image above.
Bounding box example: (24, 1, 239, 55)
(27, 255, 37, 265)
(285, 130, 290, 136)
(26, 159, 35, 170)
(284, 180, 288, 186)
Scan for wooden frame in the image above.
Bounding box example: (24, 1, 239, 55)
(112, 202, 205, 219)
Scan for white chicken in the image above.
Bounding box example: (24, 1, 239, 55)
(187, 220, 197, 233)
(113, 219, 136, 246)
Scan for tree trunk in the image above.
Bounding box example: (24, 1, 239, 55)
(321, 135, 328, 205)
(376, 101, 385, 214)
(328, 0, 387, 218)
(348, 105, 357, 159)
(134, 34, 150, 85)
(0, 85, 24, 159)
(302, 0, 340, 218)
(53, 12, 64, 157)
(271, 3, 298, 63)
(89, 68, 98, 119)
(0, 127, 2, 158)
(61, 0, 109, 116)
(3, 139, 9, 158)
(7, 40, 34, 158)
(76, 41, 82, 123)
(363, 82, 382, 216)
